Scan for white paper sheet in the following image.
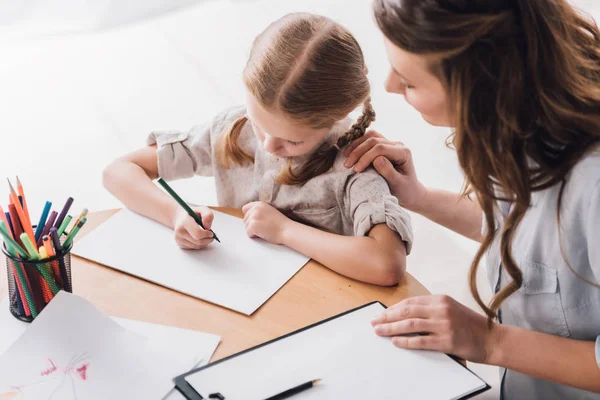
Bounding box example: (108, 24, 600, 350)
(185, 303, 488, 400)
(72, 209, 310, 315)
(0, 297, 221, 399)
(0, 293, 215, 400)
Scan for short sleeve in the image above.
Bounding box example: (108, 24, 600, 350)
(587, 182, 600, 283)
(587, 183, 600, 369)
(596, 336, 600, 369)
(146, 105, 247, 181)
(342, 168, 413, 254)
(147, 123, 213, 181)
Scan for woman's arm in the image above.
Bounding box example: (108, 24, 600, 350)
(344, 130, 483, 242)
(242, 202, 406, 286)
(371, 295, 600, 393)
(492, 324, 600, 392)
(413, 188, 483, 242)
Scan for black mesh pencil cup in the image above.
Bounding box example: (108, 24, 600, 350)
(3, 236, 73, 322)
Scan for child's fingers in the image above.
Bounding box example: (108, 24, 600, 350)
(242, 202, 258, 214)
(183, 219, 214, 241)
(194, 206, 214, 230)
(177, 237, 212, 250)
(176, 237, 197, 250)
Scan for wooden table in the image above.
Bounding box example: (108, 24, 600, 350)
(0, 208, 429, 362)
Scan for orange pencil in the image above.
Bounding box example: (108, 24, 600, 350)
(42, 235, 62, 288)
(15, 176, 32, 231)
(7, 179, 35, 245)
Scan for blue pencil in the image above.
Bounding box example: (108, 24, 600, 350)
(5, 212, 14, 237)
(34, 201, 52, 241)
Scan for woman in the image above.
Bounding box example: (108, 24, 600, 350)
(346, 0, 600, 397)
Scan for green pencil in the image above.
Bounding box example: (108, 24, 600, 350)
(62, 217, 86, 250)
(0, 221, 30, 259)
(157, 178, 220, 243)
(57, 215, 72, 237)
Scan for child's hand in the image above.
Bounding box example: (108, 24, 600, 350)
(173, 206, 215, 250)
(242, 202, 291, 245)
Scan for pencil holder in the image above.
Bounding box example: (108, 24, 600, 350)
(3, 234, 73, 322)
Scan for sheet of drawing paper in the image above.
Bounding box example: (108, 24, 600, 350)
(72, 209, 310, 315)
(0, 292, 194, 400)
(0, 298, 221, 368)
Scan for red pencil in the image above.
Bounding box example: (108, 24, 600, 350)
(8, 204, 24, 249)
(7, 179, 35, 245)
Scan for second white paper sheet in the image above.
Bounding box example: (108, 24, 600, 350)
(0, 293, 194, 400)
(72, 209, 310, 315)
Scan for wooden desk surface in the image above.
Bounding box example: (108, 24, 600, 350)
(0, 208, 429, 362)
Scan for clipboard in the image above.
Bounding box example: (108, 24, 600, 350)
(174, 302, 491, 400)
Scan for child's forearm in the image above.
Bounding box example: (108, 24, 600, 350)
(102, 159, 179, 228)
(280, 221, 406, 286)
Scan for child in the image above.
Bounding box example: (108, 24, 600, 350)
(103, 13, 413, 286)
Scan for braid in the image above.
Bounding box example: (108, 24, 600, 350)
(277, 98, 376, 185)
(336, 97, 376, 149)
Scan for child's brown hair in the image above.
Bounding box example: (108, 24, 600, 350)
(216, 12, 375, 185)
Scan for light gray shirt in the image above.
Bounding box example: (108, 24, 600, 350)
(147, 105, 413, 250)
(485, 149, 600, 399)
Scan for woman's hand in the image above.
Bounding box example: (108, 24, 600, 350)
(172, 206, 215, 250)
(344, 130, 427, 210)
(371, 295, 502, 363)
(242, 201, 293, 245)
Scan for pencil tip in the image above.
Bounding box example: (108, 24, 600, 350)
(313, 379, 321, 385)
(15, 176, 21, 185)
(7, 178, 15, 193)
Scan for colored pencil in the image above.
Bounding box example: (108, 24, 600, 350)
(43, 234, 62, 288)
(37, 211, 57, 247)
(53, 197, 73, 231)
(57, 215, 72, 238)
(8, 204, 24, 248)
(15, 176, 31, 230)
(68, 208, 88, 236)
(7, 179, 35, 244)
(0, 221, 36, 316)
(21, 233, 59, 297)
(34, 201, 52, 241)
(62, 217, 86, 250)
(157, 178, 220, 242)
(50, 228, 70, 292)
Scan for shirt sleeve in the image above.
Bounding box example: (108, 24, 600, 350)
(147, 123, 213, 181)
(341, 168, 413, 254)
(146, 105, 247, 181)
(587, 182, 600, 368)
(596, 336, 600, 369)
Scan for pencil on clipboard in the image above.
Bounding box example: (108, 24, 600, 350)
(264, 379, 321, 400)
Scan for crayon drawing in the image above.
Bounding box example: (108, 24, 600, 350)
(0, 353, 91, 400)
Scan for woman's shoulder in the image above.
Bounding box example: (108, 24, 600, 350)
(569, 145, 600, 190)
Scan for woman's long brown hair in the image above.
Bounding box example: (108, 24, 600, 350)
(217, 13, 375, 185)
(374, 0, 600, 321)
